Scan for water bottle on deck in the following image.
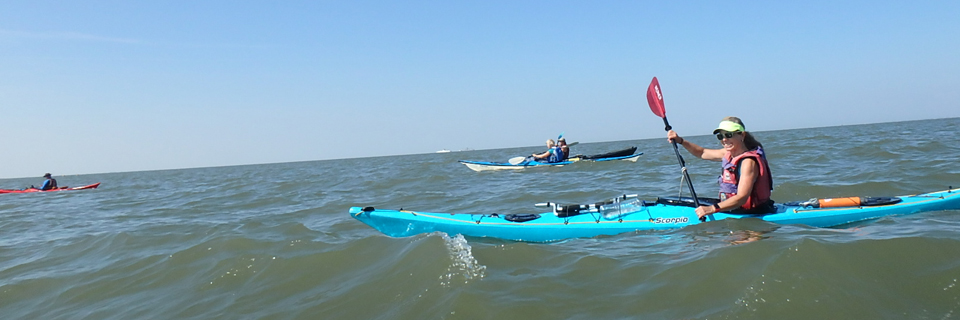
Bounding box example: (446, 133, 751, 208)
(599, 198, 643, 219)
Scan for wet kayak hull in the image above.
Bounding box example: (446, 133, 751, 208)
(459, 153, 642, 172)
(349, 188, 960, 242)
(0, 183, 101, 194)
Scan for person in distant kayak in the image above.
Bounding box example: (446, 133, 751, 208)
(39, 173, 59, 190)
(557, 138, 570, 161)
(667, 117, 774, 218)
(531, 139, 564, 163)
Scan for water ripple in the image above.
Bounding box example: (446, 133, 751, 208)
(0, 118, 959, 319)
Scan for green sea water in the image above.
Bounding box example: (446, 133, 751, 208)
(1, 118, 959, 319)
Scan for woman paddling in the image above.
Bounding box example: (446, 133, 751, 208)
(531, 139, 564, 163)
(667, 117, 774, 219)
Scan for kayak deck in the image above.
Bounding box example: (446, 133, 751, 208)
(350, 188, 960, 242)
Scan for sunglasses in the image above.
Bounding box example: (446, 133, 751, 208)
(715, 131, 741, 140)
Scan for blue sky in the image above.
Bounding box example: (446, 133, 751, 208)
(2, 1, 958, 179)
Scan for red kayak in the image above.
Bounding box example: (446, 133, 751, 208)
(0, 183, 101, 194)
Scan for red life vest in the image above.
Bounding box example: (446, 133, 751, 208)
(718, 147, 773, 211)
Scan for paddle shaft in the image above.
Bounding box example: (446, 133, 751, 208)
(661, 117, 703, 213)
(647, 77, 711, 222)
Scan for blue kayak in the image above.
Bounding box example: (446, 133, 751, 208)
(459, 147, 642, 172)
(349, 188, 960, 242)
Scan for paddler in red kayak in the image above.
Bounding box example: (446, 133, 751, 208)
(667, 117, 775, 218)
(39, 173, 59, 191)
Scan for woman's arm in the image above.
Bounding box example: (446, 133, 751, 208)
(667, 130, 725, 161)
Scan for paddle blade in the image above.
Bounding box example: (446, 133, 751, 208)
(646, 77, 665, 118)
(508, 156, 526, 165)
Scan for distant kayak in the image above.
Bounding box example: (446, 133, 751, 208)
(350, 187, 960, 242)
(0, 183, 101, 194)
(459, 147, 642, 172)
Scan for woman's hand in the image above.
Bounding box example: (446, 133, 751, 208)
(667, 130, 683, 144)
(694, 205, 715, 218)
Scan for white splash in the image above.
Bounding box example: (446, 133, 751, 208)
(439, 233, 486, 286)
